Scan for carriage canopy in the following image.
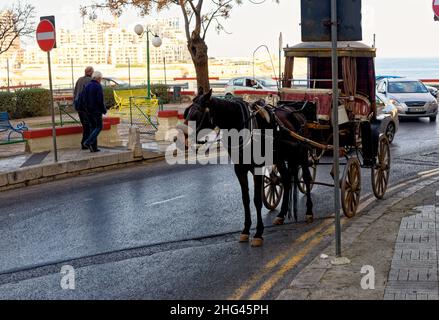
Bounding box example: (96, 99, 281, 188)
(282, 41, 377, 120)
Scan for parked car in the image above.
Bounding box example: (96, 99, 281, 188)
(224, 77, 279, 98)
(377, 78, 438, 122)
(377, 75, 438, 98)
(376, 96, 399, 144)
(102, 77, 129, 88)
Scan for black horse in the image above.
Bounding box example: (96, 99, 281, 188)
(180, 89, 314, 247)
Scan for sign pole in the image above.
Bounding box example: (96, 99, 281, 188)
(47, 51, 58, 162)
(331, 0, 341, 258)
(6, 59, 10, 92)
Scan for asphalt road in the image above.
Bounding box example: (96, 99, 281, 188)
(1, 118, 439, 300)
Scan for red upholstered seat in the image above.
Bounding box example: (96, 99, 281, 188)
(280, 88, 333, 121)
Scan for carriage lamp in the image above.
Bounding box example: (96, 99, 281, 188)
(389, 99, 401, 107)
(134, 24, 163, 99)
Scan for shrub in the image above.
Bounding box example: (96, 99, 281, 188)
(15, 89, 51, 118)
(0, 91, 16, 116)
(103, 87, 116, 109)
(151, 83, 170, 104)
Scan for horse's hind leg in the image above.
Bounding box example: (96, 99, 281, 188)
(235, 165, 251, 242)
(252, 173, 264, 247)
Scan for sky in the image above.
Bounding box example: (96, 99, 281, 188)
(8, 0, 439, 58)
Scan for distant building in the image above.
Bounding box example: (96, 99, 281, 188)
(0, 10, 23, 67)
(20, 17, 191, 66)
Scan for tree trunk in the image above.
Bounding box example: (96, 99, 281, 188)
(188, 35, 210, 93)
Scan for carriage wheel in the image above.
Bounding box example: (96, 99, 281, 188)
(341, 158, 362, 219)
(372, 135, 391, 200)
(298, 159, 317, 195)
(263, 166, 284, 211)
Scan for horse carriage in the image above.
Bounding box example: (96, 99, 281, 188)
(263, 41, 391, 219)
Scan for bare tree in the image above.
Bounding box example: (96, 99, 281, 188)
(81, 0, 278, 92)
(0, 2, 35, 55)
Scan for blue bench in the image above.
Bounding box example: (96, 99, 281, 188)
(0, 111, 28, 142)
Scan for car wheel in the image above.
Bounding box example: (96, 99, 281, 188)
(430, 115, 437, 122)
(225, 93, 233, 100)
(386, 122, 396, 144)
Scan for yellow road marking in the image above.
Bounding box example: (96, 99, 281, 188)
(249, 220, 348, 300)
(228, 218, 333, 300)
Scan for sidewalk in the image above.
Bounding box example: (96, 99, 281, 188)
(277, 174, 439, 300)
(0, 111, 181, 191)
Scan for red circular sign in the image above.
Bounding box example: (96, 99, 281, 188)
(36, 20, 56, 52)
(434, 0, 439, 17)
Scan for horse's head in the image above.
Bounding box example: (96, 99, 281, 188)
(177, 87, 216, 146)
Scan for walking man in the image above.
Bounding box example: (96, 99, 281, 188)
(74, 66, 94, 150)
(83, 71, 107, 153)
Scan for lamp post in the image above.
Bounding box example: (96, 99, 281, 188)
(134, 24, 162, 99)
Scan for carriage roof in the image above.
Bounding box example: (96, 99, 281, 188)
(284, 41, 376, 58)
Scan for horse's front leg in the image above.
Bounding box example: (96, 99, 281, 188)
(252, 172, 264, 247)
(235, 165, 251, 242)
(273, 161, 291, 226)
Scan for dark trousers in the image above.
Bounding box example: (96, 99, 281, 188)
(84, 113, 103, 149)
(78, 110, 92, 147)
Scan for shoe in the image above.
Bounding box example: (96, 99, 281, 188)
(93, 148, 101, 153)
(87, 144, 95, 153)
(81, 144, 88, 150)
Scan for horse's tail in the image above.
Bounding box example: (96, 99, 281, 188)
(287, 167, 299, 222)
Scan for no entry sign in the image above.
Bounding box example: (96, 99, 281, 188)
(434, 0, 439, 17)
(36, 19, 56, 52)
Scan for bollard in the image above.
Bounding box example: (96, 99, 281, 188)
(128, 125, 143, 158)
(155, 110, 179, 142)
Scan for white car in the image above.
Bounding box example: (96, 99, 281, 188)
(224, 77, 279, 98)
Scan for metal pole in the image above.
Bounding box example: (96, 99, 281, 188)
(331, 0, 341, 257)
(71, 58, 74, 95)
(163, 57, 167, 86)
(146, 29, 151, 99)
(47, 51, 58, 162)
(279, 32, 283, 90)
(128, 58, 131, 88)
(6, 59, 10, 92)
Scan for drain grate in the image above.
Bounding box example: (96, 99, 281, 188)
(20, 152, 49, 167)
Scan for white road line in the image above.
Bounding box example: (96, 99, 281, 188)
(147, 195, 186, 207)
(36, 32, 55, 40)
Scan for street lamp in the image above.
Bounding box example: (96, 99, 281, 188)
(134, 24, 162, 99)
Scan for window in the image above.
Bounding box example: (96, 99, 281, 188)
(388, 81, 428, 94)
(233, 78, 244, 87)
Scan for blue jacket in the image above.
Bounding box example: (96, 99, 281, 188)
(83, 80, 107, 114)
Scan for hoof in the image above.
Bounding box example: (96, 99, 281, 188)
(273, 217, 285, 226)
(239, 234, 250, 243)
(306, 215, 314, 224)
(251, 238, 264, 247)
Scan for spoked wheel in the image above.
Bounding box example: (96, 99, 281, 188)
(263, 166, 284, 211)
(341, 157, 362, 219)
(386, 122, 396, 144)
(372, 135, 391, 199)
(298, 155, 318, 195)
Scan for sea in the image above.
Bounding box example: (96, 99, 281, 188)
(376, 58, 439, 80)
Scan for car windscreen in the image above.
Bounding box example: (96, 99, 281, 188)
(388, 81, 428, 94)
